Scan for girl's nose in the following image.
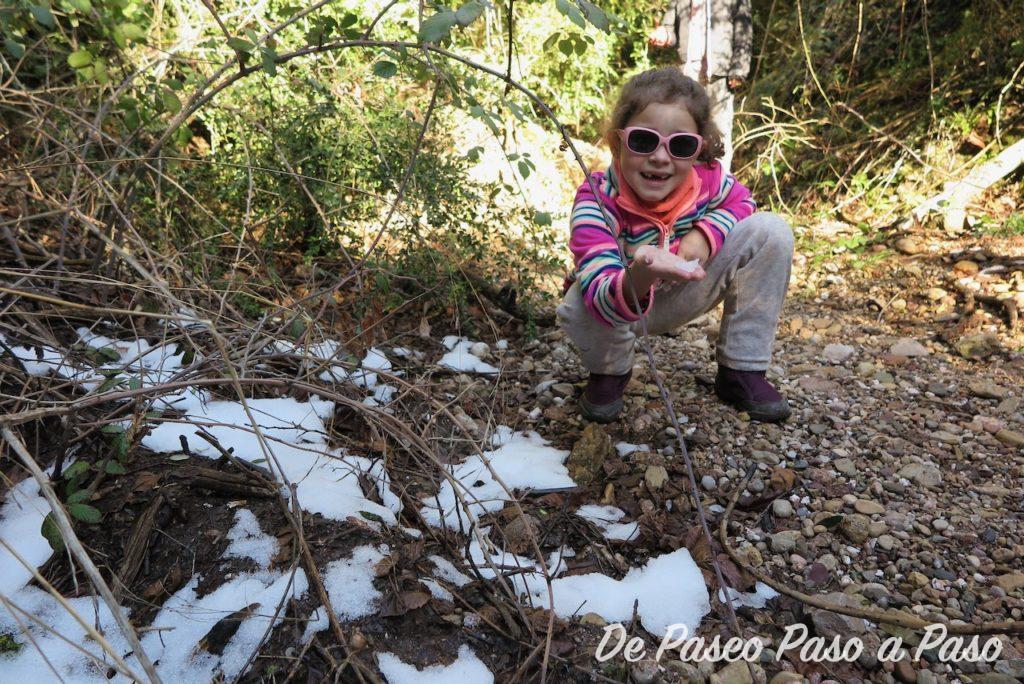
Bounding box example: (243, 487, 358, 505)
(650, 142, 672, 163)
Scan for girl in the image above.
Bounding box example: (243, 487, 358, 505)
(556, 67, 793, 423)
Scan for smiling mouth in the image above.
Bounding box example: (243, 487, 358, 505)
(640, 171, 671, 181)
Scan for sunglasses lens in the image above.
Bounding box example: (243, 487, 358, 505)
(668, 134, 699, 158)
(626, 129, 660, 154)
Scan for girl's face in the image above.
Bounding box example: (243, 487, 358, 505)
(617, 101, 698, 205)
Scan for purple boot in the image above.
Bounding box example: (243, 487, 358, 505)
(579, 370, 632, 423)
(715, 365, 791, 423)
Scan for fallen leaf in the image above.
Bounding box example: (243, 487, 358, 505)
(378, 589, 431, 617)
(132, 471, 162, 492)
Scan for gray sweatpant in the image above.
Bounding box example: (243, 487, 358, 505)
(556, 212, 793, 375)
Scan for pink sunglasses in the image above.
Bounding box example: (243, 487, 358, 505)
(616, 126, 703, 160)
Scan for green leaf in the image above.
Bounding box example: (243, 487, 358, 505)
(97, 372, 123, 393)
(68, 503, 102, 524)
(41, 513, 64, 552)
(578, 0, 610, 32)
(261, 47, 277, 76)
(455, 1, 486, 27)
(5, 39, 26, 59)
(465, 146, 483, 162)
(64, 0, 92, 11)
(558, 38, 574, 56)
(113, 432, 128, 462)
(534, 211, 552, 226)
(555, 0, 585, 29)
(105, 461, 127, 475)
(30, 5, 56, 29)
(226, 37, 254, 53)
(372, 60, 397, 78)
(67, 490, 91, 504)
(63, 461, 90, 479)
(418, 10, 457, 43)
(101, 423, 125, 434)
(517, 159, 531, 178)
(118, 23, 146, 42)
(542, 32, 561, 51)
(339, 12, 358, 28)
(359, 511, 384, 523)
(67, 49, 92, 68)
(160, 90, 182, 114)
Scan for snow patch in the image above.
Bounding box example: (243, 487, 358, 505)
(377, 645, 493, 684)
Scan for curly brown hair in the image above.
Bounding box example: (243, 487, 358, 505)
(604, 67, 724, 165)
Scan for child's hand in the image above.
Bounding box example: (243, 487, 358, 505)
(648, 26, 674, 48)
(632, 245, 706, 283)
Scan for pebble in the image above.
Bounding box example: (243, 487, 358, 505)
(931, 518, 949, 531)
(877, 534, 896, 551)
(701, 475, 717, 491)
(644, 465, 669, 490)
(834, 458, 857, 476)
(854, 499, 886, 515)
(771, 531, 801, 553)
(772, 499, 795, 518)
(841, 513, 872, 543)
(550, 382, 575, 398)
(889, 338, 930, 357)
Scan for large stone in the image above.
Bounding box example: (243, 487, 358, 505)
(897, 462, 943, 488)
(995, 429, 1024, 447)
(768, 673, 803, 684)
(811, 593, 869, 639)
(840, 513, 872, 544)
(955, 333, 1000, 359)
(889, 338, 930, 357)
(771, 530, 802, 553)
(711, 660, 753, 684)
(969, 379, 1009, 399)
(567, 423, 613, 486)
(854, 499, 886, 515)
(996, 572, 1024, 594)
(823, 343, 855, 364)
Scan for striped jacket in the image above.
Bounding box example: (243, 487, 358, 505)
(567, 163, 755, 327)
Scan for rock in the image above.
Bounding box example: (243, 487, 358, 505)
(701, 475, 717, 491)
(969, 379, 1009, 399)
(834, 458, 857, 476)
(666, 661, 705, 682)
(630, 659, 660, 684)
(567, 424, 613, 486)
(969, 675, 1019, 684)
(840, 513, 872, 543)
(894, 658, 916, 683)
(996, 572, 1024, 594)
(798, 376, 840, 392)
(877, 534, 896, 551)
(916, 668, 939, 684)
(645, 465, 670, 490)
(470, 341, 490, 358)
(889, 338, 930, 357)
(897, 463, 942, 488)
(932, 518, 949, 531)
(811, 592, 868, 638)
(711, 660, 753, 684)
(926, 381, 951, 397)
(895, 237, 925, 255)
(550, 382, 575, 398)
(995, 429, 1024, 447)
(854, 500, 885, 515)
(579, 612, 607, 627)
(771, 530, 801, 553)
(752, 450, 781, 466)
(501, 514, 541, 554)
(823, 343, 855, 363)
(955, 333, 1000, 359)
(908, 571, 929, 588)
(768, 673, 803, 684)
(772, 499, 794, 518)
(953, 259, 980, 275)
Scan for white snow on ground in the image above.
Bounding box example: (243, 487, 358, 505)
(438, 336, 499, 375)
(223, 508, 277, 567)
(615, 441, 649, 457)
(420, 427, 574, 529)
(142, 393, 401, 525)
(377, 645, 493, 684)
(131, 569, 309, 681)
(575, 505, 640, 542)
(719, 582, 780, 609)
(0, 476, 53, 593)
(428, 555, 473, 587)
(321, 545, 390, 620)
